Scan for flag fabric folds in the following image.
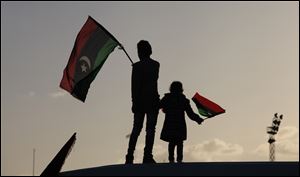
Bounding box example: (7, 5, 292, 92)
(60, 16, 120, 102)
(192, 92, 225, 118)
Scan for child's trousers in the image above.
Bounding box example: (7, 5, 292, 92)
(168, 141, 183, 162)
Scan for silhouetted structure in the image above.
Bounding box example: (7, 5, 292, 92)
(267, 113, 283, 161)
(40, 133, 76, 176)
(60, 162, 299, 176)
(160, 81, 203, 163)
(126, 40, 160, 164)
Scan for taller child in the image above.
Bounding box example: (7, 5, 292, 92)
(125, 40, 160, 164)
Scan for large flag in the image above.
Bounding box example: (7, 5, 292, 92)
(60, 16, 120, 102)
(192, 92, 225, 118)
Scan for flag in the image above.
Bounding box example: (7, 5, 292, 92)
(60, 16, 120, 102)
(192, 92, 225, 118)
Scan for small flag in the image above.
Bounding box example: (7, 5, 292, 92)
(60, 16, 120, 102)
(192, 92, 225, 118)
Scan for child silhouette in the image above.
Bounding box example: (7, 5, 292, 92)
(160, 81, 203, 163)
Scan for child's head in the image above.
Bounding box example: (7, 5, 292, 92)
(170, 81, 183, 93)
(137, 40, 152, 60)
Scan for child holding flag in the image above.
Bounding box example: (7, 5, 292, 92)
(159, 81, 204, 163)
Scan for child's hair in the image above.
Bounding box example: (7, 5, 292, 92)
(170, 81, 183, 93)
(137, 40, 152, 57)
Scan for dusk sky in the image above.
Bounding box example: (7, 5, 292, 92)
(1, 1, 299, 176)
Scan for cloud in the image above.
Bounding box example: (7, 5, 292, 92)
(184, 139, 244, 162)
(277, 126, 298, 141)
(49, 91, 67, 98)
(276, 126, 299, 157)
(253, 144, 268, 156)
(253, 126, 299, 160)
(118, 127, 298, 163)
(28, 91, 36, 97)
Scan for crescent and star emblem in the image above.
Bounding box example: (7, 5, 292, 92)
(79, 56, 91, 73)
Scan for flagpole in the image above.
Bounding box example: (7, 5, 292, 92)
(119, 45, 134, 65)
(33, 148, 35, 176)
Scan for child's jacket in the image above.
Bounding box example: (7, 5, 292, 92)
(160, 93, 202, 142)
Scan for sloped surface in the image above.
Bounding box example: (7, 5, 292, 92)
(60, 162, 299, 176)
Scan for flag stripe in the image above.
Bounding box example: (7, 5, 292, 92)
(193, 92, 225, 113)
(71, 38, 118, 101)
(93, 38, 118, 70)
(71, 66, 99, 102)
(197, 108, 212, 117)
(88, 16, 122, 46)
(60, 17, 99, 92)
(192, 92, 225, 117)
(192, 97, 216, 117)
(73, 26, 111, 83)
(192, 97, 217, 114)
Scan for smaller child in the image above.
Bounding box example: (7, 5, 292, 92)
(160, 81, 204, 163)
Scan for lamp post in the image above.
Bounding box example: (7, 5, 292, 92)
(266, 113, 283, 161)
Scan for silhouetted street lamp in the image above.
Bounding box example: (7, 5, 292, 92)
(267, 113, 283, 161)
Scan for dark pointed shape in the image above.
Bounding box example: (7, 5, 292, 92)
(40, 133, 77, 176)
